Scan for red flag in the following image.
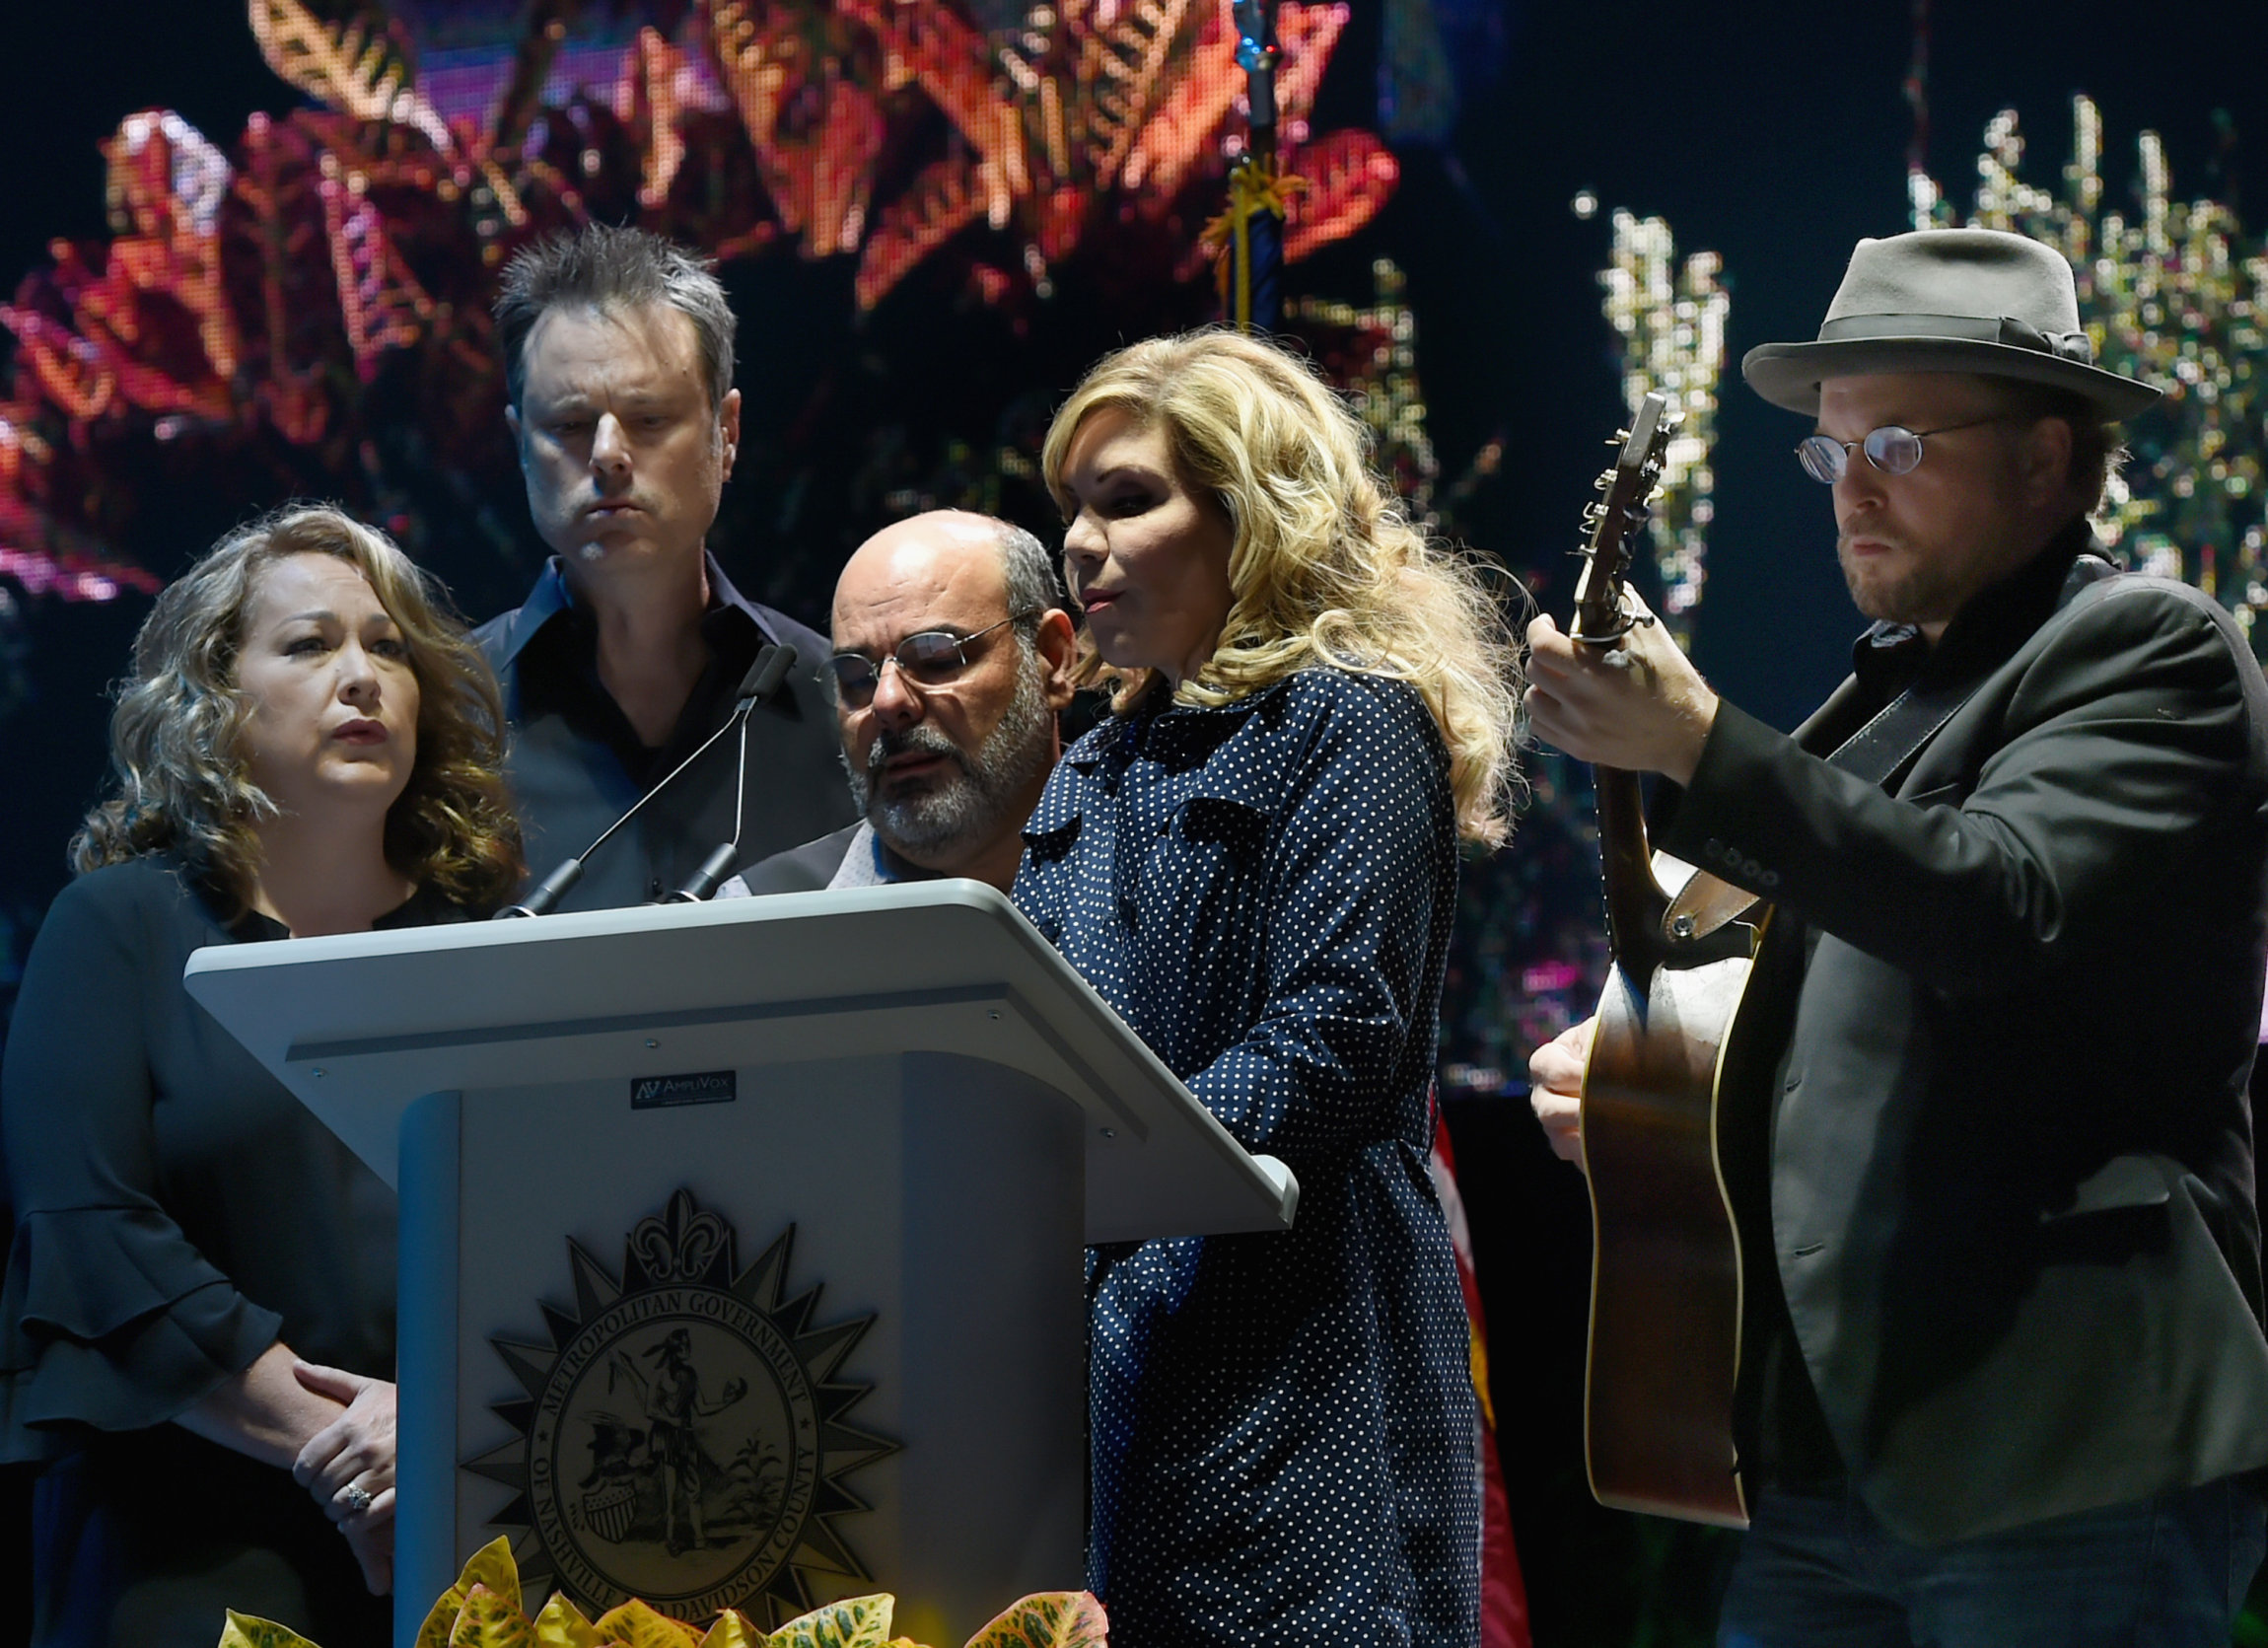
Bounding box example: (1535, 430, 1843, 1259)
(1432, 1110, 1532, 1648)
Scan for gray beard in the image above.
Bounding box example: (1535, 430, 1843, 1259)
(843, 653, 1054, 859)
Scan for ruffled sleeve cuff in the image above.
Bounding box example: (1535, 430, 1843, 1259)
(0, 1206, 281, 1460)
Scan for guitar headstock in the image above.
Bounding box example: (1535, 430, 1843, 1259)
(1571, 390, 1678, 645)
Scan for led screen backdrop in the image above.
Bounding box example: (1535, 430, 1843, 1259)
(2, 3, 2265, 1640)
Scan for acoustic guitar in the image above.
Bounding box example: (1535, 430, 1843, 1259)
(1570, 393, 1766, 1529)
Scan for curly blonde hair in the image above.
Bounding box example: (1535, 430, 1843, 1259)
(72, 504, 524, 913)
(1042, 328, 1525, 847)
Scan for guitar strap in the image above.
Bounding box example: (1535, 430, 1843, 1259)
(1666, 556, 2120, 945)
(1820, 670, 1983, 790)
(1824, 553, 2121, 789)
(1666, 642, 1990, 944)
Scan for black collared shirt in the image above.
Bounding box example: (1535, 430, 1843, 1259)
(474, 553, 857, 911)
(1833, 517, 2103, 741)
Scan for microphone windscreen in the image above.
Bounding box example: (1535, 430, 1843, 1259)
(738, 642, 798, 706)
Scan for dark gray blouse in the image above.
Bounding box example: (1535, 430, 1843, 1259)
(0, 855, 422, 1449)
(1, 854, 459, 1646)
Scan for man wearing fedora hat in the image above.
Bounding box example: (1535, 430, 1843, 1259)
(1525, 227, 2268, 1643)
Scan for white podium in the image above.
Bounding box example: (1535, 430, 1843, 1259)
(184, 882, 1297, 1647)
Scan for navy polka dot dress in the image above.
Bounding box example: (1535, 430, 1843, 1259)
(1014, 667, 1481, 1646)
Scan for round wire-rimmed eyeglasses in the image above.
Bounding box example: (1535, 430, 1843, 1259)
(1796, 414, 2018, 484)
(824, 610, 1040, 708)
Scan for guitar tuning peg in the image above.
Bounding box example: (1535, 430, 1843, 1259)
(1606, 431, 1629, 448)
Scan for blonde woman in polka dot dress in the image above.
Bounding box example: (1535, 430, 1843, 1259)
(1020, 328, 1524, 1646)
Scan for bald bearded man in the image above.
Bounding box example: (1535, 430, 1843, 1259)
(728, 511, 1078, 895)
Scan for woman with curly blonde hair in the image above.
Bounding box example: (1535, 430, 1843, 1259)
(1017, 329, 1524, 1645)
(4, 504, 521, 1648)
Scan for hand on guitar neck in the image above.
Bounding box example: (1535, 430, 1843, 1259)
(1524, 586, 1720, 786)
(1523, 592, 1731, 1180)
(1524, 581, 1722, 1177)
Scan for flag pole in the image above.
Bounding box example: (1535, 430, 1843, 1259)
(1206, 0, 1298, 332)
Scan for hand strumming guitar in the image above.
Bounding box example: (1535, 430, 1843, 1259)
(1527, 1018, 1594, 1171)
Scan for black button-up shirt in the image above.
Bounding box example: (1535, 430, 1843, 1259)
(474, 553, 857, 911)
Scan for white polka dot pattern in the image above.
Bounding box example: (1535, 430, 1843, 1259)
(1014, 668, 1482, 1646)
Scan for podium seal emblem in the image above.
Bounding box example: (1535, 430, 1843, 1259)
(466, 1190, 895, 1622)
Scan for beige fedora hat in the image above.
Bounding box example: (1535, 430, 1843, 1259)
(1741, 228, 2159, 420)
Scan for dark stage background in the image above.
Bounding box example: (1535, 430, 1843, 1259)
(2, 2, 2265, 1643)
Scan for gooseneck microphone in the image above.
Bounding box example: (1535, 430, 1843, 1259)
(663, 641, 798, 902)
(494, 642, 799, 918)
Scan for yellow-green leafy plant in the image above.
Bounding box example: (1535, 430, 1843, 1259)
(217, 1539, 1107, 1648)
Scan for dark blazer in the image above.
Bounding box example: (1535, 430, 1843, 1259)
(734, 823, 862, 893)
(1662, 551, 2268, 1542)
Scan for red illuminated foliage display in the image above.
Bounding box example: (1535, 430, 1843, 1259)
(0, 0, 1396, 604)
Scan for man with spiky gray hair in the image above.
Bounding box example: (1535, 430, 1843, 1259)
(475, 224, 853, 910)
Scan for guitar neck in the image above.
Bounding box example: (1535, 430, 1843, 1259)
(1572, 390, 1680, 982)
(1595, 764, 1671, 978)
